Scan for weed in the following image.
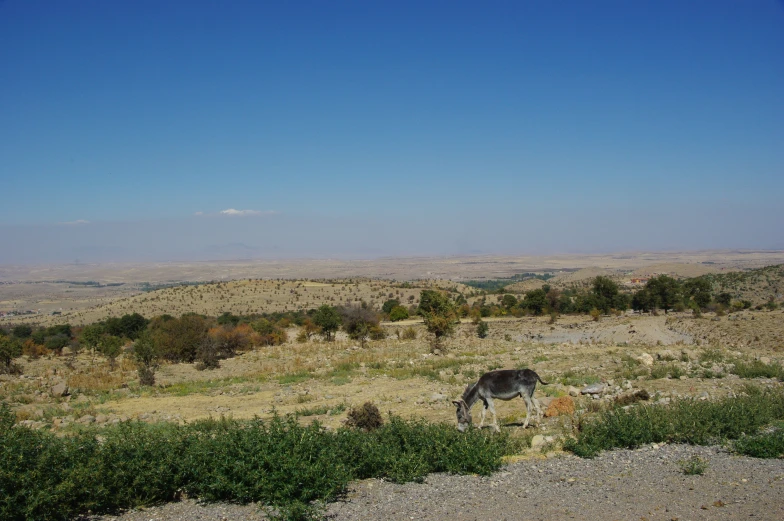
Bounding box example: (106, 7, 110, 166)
(730, 359, 784, 380)
(560, 370, 600, 387)
(678, 455, 708, 475)
(699, 348, 725, 364)
(650, 364, 685, 380)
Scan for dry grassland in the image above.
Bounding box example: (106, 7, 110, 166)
(4, 310, 783, 438)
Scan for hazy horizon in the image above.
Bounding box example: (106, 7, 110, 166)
(2, 1, 782, 264)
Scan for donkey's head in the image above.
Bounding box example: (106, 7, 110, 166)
(452, 399, 472, 432)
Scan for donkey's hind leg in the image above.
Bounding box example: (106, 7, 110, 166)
(521, 391, 534, 428)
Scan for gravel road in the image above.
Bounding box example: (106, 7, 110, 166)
(93, 444, 784, 521)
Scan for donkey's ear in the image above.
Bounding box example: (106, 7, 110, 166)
(452, 400, 462, 407)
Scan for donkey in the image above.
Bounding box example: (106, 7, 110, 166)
(452, 368, 548, 432)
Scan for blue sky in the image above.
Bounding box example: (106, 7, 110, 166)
(1, 1, 783, 263)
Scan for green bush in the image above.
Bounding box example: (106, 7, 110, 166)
(0, 405, 511, 521)
(730, 359, 784, 380)
(389, 305, 409, 322)
(564, 388, 784, 458)
(733, 429, 784, 458)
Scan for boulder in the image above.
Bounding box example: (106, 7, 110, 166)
(50, 382, 69, 397)
(581, 383, 607, 395)
(636, 353, 654, 366)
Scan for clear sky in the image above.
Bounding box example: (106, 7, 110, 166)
(1, 0, 783, 263)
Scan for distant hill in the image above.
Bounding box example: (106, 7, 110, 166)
(696, 264, 784, 305)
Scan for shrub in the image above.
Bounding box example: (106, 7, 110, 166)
(564, 388, 784, 458)
(389, 305, 409, 322)
(733, 430, 784, 458)
(0, 408, 514, 521)
(476, 320, 489, 339)
(340, 306, 380, 348)
(0, 337, 22, 374)
(678, 454, 708, 475)
(313, 305, 341, 341)
(589, 308, 601, 322)
(345, 402, 384, 431)
(401, 327, 417, 340)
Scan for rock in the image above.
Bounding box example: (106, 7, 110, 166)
(657, 350, 676, 361)
(636, 353, 654, 366)
(50, 382, 69, 397)
(531, 435, 555, 449)
(759, 356, 771, 365)
(78, 414, 95, 424)
(545, 396, 575, 417)
(581, 383, 607, 395)
(567, 386, 580, 397)
(430, 393, 447, 403)
(95, 414, 108, 424)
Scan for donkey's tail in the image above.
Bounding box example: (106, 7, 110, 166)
(535, 372, 549, 386)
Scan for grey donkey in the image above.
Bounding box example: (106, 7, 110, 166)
(452, 369, 548, 432)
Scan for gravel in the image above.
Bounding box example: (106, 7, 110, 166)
(93, 444, 784, 521)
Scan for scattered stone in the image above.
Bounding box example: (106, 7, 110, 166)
(78, 414, 96, 424)
(50, 381, 69, 397)
(581, 383, 607, 395)
(636, 353, 654, 366)
(567, 386, 580, 397)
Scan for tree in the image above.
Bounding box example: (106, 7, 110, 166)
(645, 275, 682, 314)
(418, 290, 459, 352)
(99, 334, 124, 370)
(591, 276, 621, 314)
(0, 336, 22, 373)
(313, 304, 342, 341)
(476, 320, 489, 338)
(683, 278, 712, 309)
(381, 299, 400, 314)
(11, 325, 32, 339)
(716, 292, 733, 307)
(150, 313, 208, 362)
(340, 306, 380, 348)
(522, 289, 548, 315)
(132, 330, 159, 386)
(501, 294, 518, 310)
(389, 305, 409, 322)
(632, 288, 654, 313)
(45, 334, 70, 356)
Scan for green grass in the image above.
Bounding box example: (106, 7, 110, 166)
(0, 404, 513, 521)
(158, 376, 262, 397)
(650, 363, 686, 380)
(730, 359, 784, 380)
(559, 370, 601, 387)
(277, 371, 313, 385)
(564, 387, 784, 458)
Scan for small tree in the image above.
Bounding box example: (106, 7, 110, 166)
(313, 304, 342, 341)
(132, 330, 159, 386)
(389, 305, 409, 322)
(418, 290, 459, 352)
(99, 334, 124, 370)
(476, 320, 489, 338)
(340, 306, 380, 348)
(0, 336, 22, 374)
(522, 289, 548, 315)
(381, 299, 400, 314)
(12, 325, 32, 339)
